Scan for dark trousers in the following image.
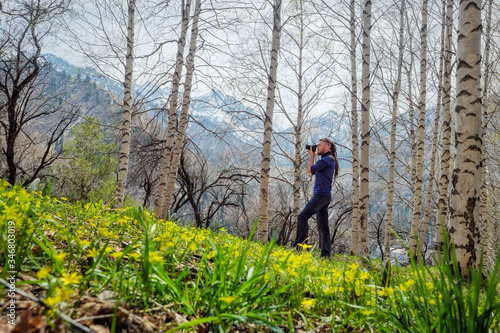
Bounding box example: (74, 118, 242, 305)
(293, 194, 332, 257)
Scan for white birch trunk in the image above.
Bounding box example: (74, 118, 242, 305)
(404, 12, 417, 199)
(450, 0, 482, 275)
(384, 0, 405, 259)
(115, 0, 135, 208)
(258, 0, 281, 243)
(161, 0, 201, 217)
(359, 0, 371, 257)
(292, 2, 305, 245)
(435, 0, 453, 251)
(350, 0, 360, 256)
(410, 0, 428, 260)
(479, 0, 492, 262)
(154, 0, 191, 218)
(418, 0, 447, 257)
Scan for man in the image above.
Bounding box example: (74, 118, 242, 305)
(292, 138, 339, 257)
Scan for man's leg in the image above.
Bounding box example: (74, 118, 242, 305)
(293, 195, 322, 248)
(316, 196, 332, 257)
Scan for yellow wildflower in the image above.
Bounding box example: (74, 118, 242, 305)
(79, 239, 91, 248)
(324, 286, 336, 295)
(297, 243, 312, 250)
(60, 272, 82, 286)
(111, 252, 123, 259)
(361, 309, 374, 316)
(377, 288, 387, 297)
(149, 252, 163, 264)
(88, 248, 99, 258)
(43, 296, 60, 308)
(219, 296, 236, 304)
(130, 252, 141, 260)
(301, 298, 316, 310)
(36, 266, 51, 280)
(54, 287, 71, 301)
(54, 252, 68, 262)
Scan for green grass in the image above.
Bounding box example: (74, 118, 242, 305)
(0, 179, 499, 332)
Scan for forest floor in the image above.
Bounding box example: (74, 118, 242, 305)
(1, 180, 499, 333)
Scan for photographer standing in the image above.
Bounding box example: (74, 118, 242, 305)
(292, 138, 339, 258)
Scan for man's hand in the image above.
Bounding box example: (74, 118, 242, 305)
(308, 146, 315, 157)
(307, 147, 315, 174)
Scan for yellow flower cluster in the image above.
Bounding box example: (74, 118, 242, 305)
(1, 178, 446, 325)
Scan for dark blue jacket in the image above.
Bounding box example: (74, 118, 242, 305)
(311, 152, 335, 197)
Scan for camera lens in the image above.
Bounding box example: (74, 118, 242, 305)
(306, 145, 317, 152)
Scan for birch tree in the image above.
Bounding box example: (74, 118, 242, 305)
(409, 0, 428, 259)
(449, 0, 482, 274)
(479, 0, 493, 261)
(161, 0, 201, 217)
(115, 0, 136, 208)
(358, 0, 371, 257)
(435, 0, 453, 251)
(350, 0, 360, 256)
(154, 0, 191, 217)
(417, 0, 448, 258)
(290, 2, 306, 247)
(258, 0, 281, 243)
(383, 0, 405, 259)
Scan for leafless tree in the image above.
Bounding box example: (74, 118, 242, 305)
(449, 0, 483, 275)
(0, 0, 77, 186)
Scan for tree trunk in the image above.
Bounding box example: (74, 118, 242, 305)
(410, 0, 428, 260)
(404, 12, 417, 201)
(258, 0, 281, 243)
(450, 0, 482, 275)
(292, 0, 305, 247)
(479, 0, 493, 262)
(6, 102, 18, 185)
(161, 0, 201, 217)
(358, 0, 371, 257)
(418, 0, 447, 258)
(350, 0, 360, 256)
(115, 0, 135, 208)
(435, 0, 453, 252)
(154, 0, 191, 218)
(384, 0, 405, 260)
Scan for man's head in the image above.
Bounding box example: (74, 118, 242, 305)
(316, 138, 333, 155)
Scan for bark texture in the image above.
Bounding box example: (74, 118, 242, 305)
(479, 0, 492, 261)
(258, 0, 282, 243)
(292, 1, 305, 246)
(418, 0, 447, 258)
(359, 0, 371, 257)
(384, 0, 405, 259)
(162, 0, 201, 217)
(435, 0, 453, 251)
(154, 0, 191, 218)
(449, 0, 482, 275)
(115, 0, 135, 208)
(410, 0, 428, 259)
(350, 0, 360, 256)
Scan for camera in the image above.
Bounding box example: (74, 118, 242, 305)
(306, 144, 317, 152)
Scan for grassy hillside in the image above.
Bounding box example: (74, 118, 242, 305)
(0, 180, 499, 332)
